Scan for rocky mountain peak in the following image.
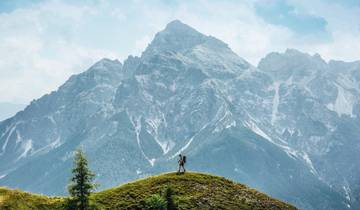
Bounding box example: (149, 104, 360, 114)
(258, 48, 328, 80)
(142, 20, 230, 60)
(89, 58, 122, 71)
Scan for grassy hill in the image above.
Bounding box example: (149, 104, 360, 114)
(0, 187, 63, 209)
(0, 172, 297, 210)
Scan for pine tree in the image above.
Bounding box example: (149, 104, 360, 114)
(163, 186, 177, 210)
(68, 149, 96, 210)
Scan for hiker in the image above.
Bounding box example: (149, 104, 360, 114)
(178, 154, 186, 174)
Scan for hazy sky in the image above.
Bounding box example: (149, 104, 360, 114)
(1, 0, 360, 104)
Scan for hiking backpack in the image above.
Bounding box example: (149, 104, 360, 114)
(183, 156, 186, 163)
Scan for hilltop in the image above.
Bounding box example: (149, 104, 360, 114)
(0, 172, 296, 209)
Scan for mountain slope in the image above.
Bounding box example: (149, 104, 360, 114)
(258, 49, 360, 208)
(0, 172, 297, 210)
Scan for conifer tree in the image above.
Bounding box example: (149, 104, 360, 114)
(163, 186, 177, 210)
(68, 149, 96, 210)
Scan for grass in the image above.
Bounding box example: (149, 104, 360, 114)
(0, 172, 297, 210)
(0, 187, 64, 210)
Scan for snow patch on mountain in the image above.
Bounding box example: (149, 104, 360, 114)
(153, 136, 173, 155)
(16, 139, 33, 161)
(301, 152, 318, 175)
(50, 137, 62, 149)
(278, 145, 298, 160)
(327, 84, 355, 117)
(213, 108, 236, 133)
(1, 123, 18, 154)
(244, 120, 303, 162)
(15, 130, 22, 145)
(145, 117, 173, 154)
(32, 137, 63, 156)
(0, 174, 6, 180)
(270, 82, 280, 125)
(343, 185, 351, 202)
(149, 158, 156, 166)
(169, 138, 192, 160)
(244, 120, 272, 142)
(171, 121, 210, 159)
(47, 115, 56, 125)
(130, 116, 156, 166)
(337, 74, 359, 92)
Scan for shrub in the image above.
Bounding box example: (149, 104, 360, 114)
(163, 187, 177, 210)
(145, 194, 167, 210)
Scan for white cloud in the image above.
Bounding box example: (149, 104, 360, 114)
(286, 0, 360, 61)
(0, 0, 359, 105)
(0, 0, 119, 103)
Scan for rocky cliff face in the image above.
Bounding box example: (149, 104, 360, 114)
(258, 49, 360, 209)
(0, 20, 358, 210)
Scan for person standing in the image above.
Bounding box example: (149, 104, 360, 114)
(178, 154, 186, 174)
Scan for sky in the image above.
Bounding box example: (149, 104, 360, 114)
(0, 0, 360, 105)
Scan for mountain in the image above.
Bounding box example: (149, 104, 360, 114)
(0, 172, 297, 210)
(258, 49, 360, 209)
(0, 20, 358, 209)
(0, 102, 26, 121)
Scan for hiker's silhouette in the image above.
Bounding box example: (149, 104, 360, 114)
(178, 154, 186, 174)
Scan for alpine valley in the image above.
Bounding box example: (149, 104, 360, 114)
(1, 20, 359, 210)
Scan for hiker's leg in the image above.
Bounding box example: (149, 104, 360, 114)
(178, 165, 181, 173)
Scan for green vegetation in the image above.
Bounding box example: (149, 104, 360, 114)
(144, 186, 175, 210)
(0, 172, 297, 210)
(0, 187, 63, 210)
(163, 186, 176, 210)
(145, 194, 167, 210)
(67, 149, 96, 210)
(93, 172, 297, 210)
